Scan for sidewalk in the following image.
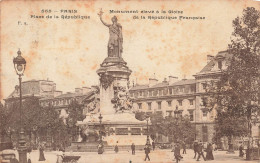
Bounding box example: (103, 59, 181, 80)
(25, 149, 259, 163)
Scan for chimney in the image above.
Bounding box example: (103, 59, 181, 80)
(207, 55, 214, 63)
(162, 78, 168, 84)
(182, 75, 187, 80)
(75, 88, 83, 94)
(169, 76, 178, 85)
(82, 87, 91, 94)
(149, 78, 158, 87)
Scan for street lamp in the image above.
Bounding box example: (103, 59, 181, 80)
(98, 113, 103, 154)
(13, 49, 27, 163)
(145, 114, 151, 146)
(174, 105, 181, 142)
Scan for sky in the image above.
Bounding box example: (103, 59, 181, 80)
(1, 0, 259, 101)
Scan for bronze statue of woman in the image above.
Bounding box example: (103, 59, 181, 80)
(98, 9, 123, 58)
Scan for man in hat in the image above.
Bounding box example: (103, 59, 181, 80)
(131, 143, 135, 155)
(144, 145, 151, 161)
(197, 142, 206, 161)
(174, 143, 183, 163)
(193, 140, 199, 159)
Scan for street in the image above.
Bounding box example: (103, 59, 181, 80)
(20, 149, 259, 163)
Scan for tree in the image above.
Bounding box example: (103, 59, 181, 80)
(2, 98, 64, 149)
(0, 102, 8, 135)
(207, 7, 259, 159)
(4, 97, 42, 147)
(147, 111, 195, 144)
(67, 100, 85, 142)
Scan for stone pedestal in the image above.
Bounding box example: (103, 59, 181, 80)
(97, 57, 132, 115)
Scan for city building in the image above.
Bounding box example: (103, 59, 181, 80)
(129, 51, 232, 145)
(4, 79, 62, 109)
(4, 51, 259, 148)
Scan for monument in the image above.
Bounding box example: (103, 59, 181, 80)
(75, 10, 147, 151)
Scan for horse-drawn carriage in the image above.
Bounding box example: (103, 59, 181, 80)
(57, 153, 81, 163)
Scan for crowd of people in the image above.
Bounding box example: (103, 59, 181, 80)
(172, 140, 215, 162)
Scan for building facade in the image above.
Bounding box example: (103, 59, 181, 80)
(128, 51, 232, 144)
(4, 51, 259, 148)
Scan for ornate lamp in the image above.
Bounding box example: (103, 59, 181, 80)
(145, 114, 151, 146)
(13, 49, 26, 76)
(98, 113, 104, 154)
(13, 49, 27, 163)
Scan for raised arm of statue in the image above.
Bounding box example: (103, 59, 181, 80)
(98, 9, 110, 27)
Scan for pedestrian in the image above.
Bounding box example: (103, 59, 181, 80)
(197, 142, 206, 161)
(239, 144, 244, 157)
(131, 143, 135, 155)
(152, 141, 155, 151)
(144, 145, 150, 161)
(114, 144, 119, 153)
(206, 143, 214, 160)
(174, 143, 183, 163)
(56, 150, 64, 163)
(39, 144, 46, 161)
(98, 143, 104, 154)
(193, 141, 199, 159)
(182, 142, 186, 154)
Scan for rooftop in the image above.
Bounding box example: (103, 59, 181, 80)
(130, 79, 195, 91)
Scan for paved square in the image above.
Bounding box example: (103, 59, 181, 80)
(23, 149, 259, 163)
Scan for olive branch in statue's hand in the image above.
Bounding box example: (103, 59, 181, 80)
(98, 8, 104, 17)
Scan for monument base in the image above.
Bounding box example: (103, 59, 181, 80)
(77, 112, 148, 146)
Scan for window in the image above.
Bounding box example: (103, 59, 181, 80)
(189, 99, 194, 105)
(157, 101, 162, 109)
(159, 89, 162, 96)
(153, 90, 158, 96)
(167, 101, 172, 107)
(134, 92, 138, 98)
(203, 110, 208, 117)
(179, 87, 184, 93)
(202, 126, 208, 142)
(178, 100, 183, 106)
(169, 88, 172, 95)
(144, 91, 148, 97)
(202, 83, 207, 90)
(138, 103, 142, 109)
(218, 61, 222, 70)
(166, 111, 172, 116)
(139, 91, 143, 97)
(148, 102, 152, 110)
(149, 91, 152, 96)
(189, 111, 194, 121)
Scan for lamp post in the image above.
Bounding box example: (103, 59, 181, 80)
(13, 49, 27, 163)
(145, 115, 151, 146)
(174, 105, 181, 142)
(98, 113, 103, 154)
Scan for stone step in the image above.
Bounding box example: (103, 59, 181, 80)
(66, 145, 146, 152)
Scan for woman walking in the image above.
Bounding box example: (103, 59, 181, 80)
(206, 143, 214, 160)
(38, 144, 46, 161)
